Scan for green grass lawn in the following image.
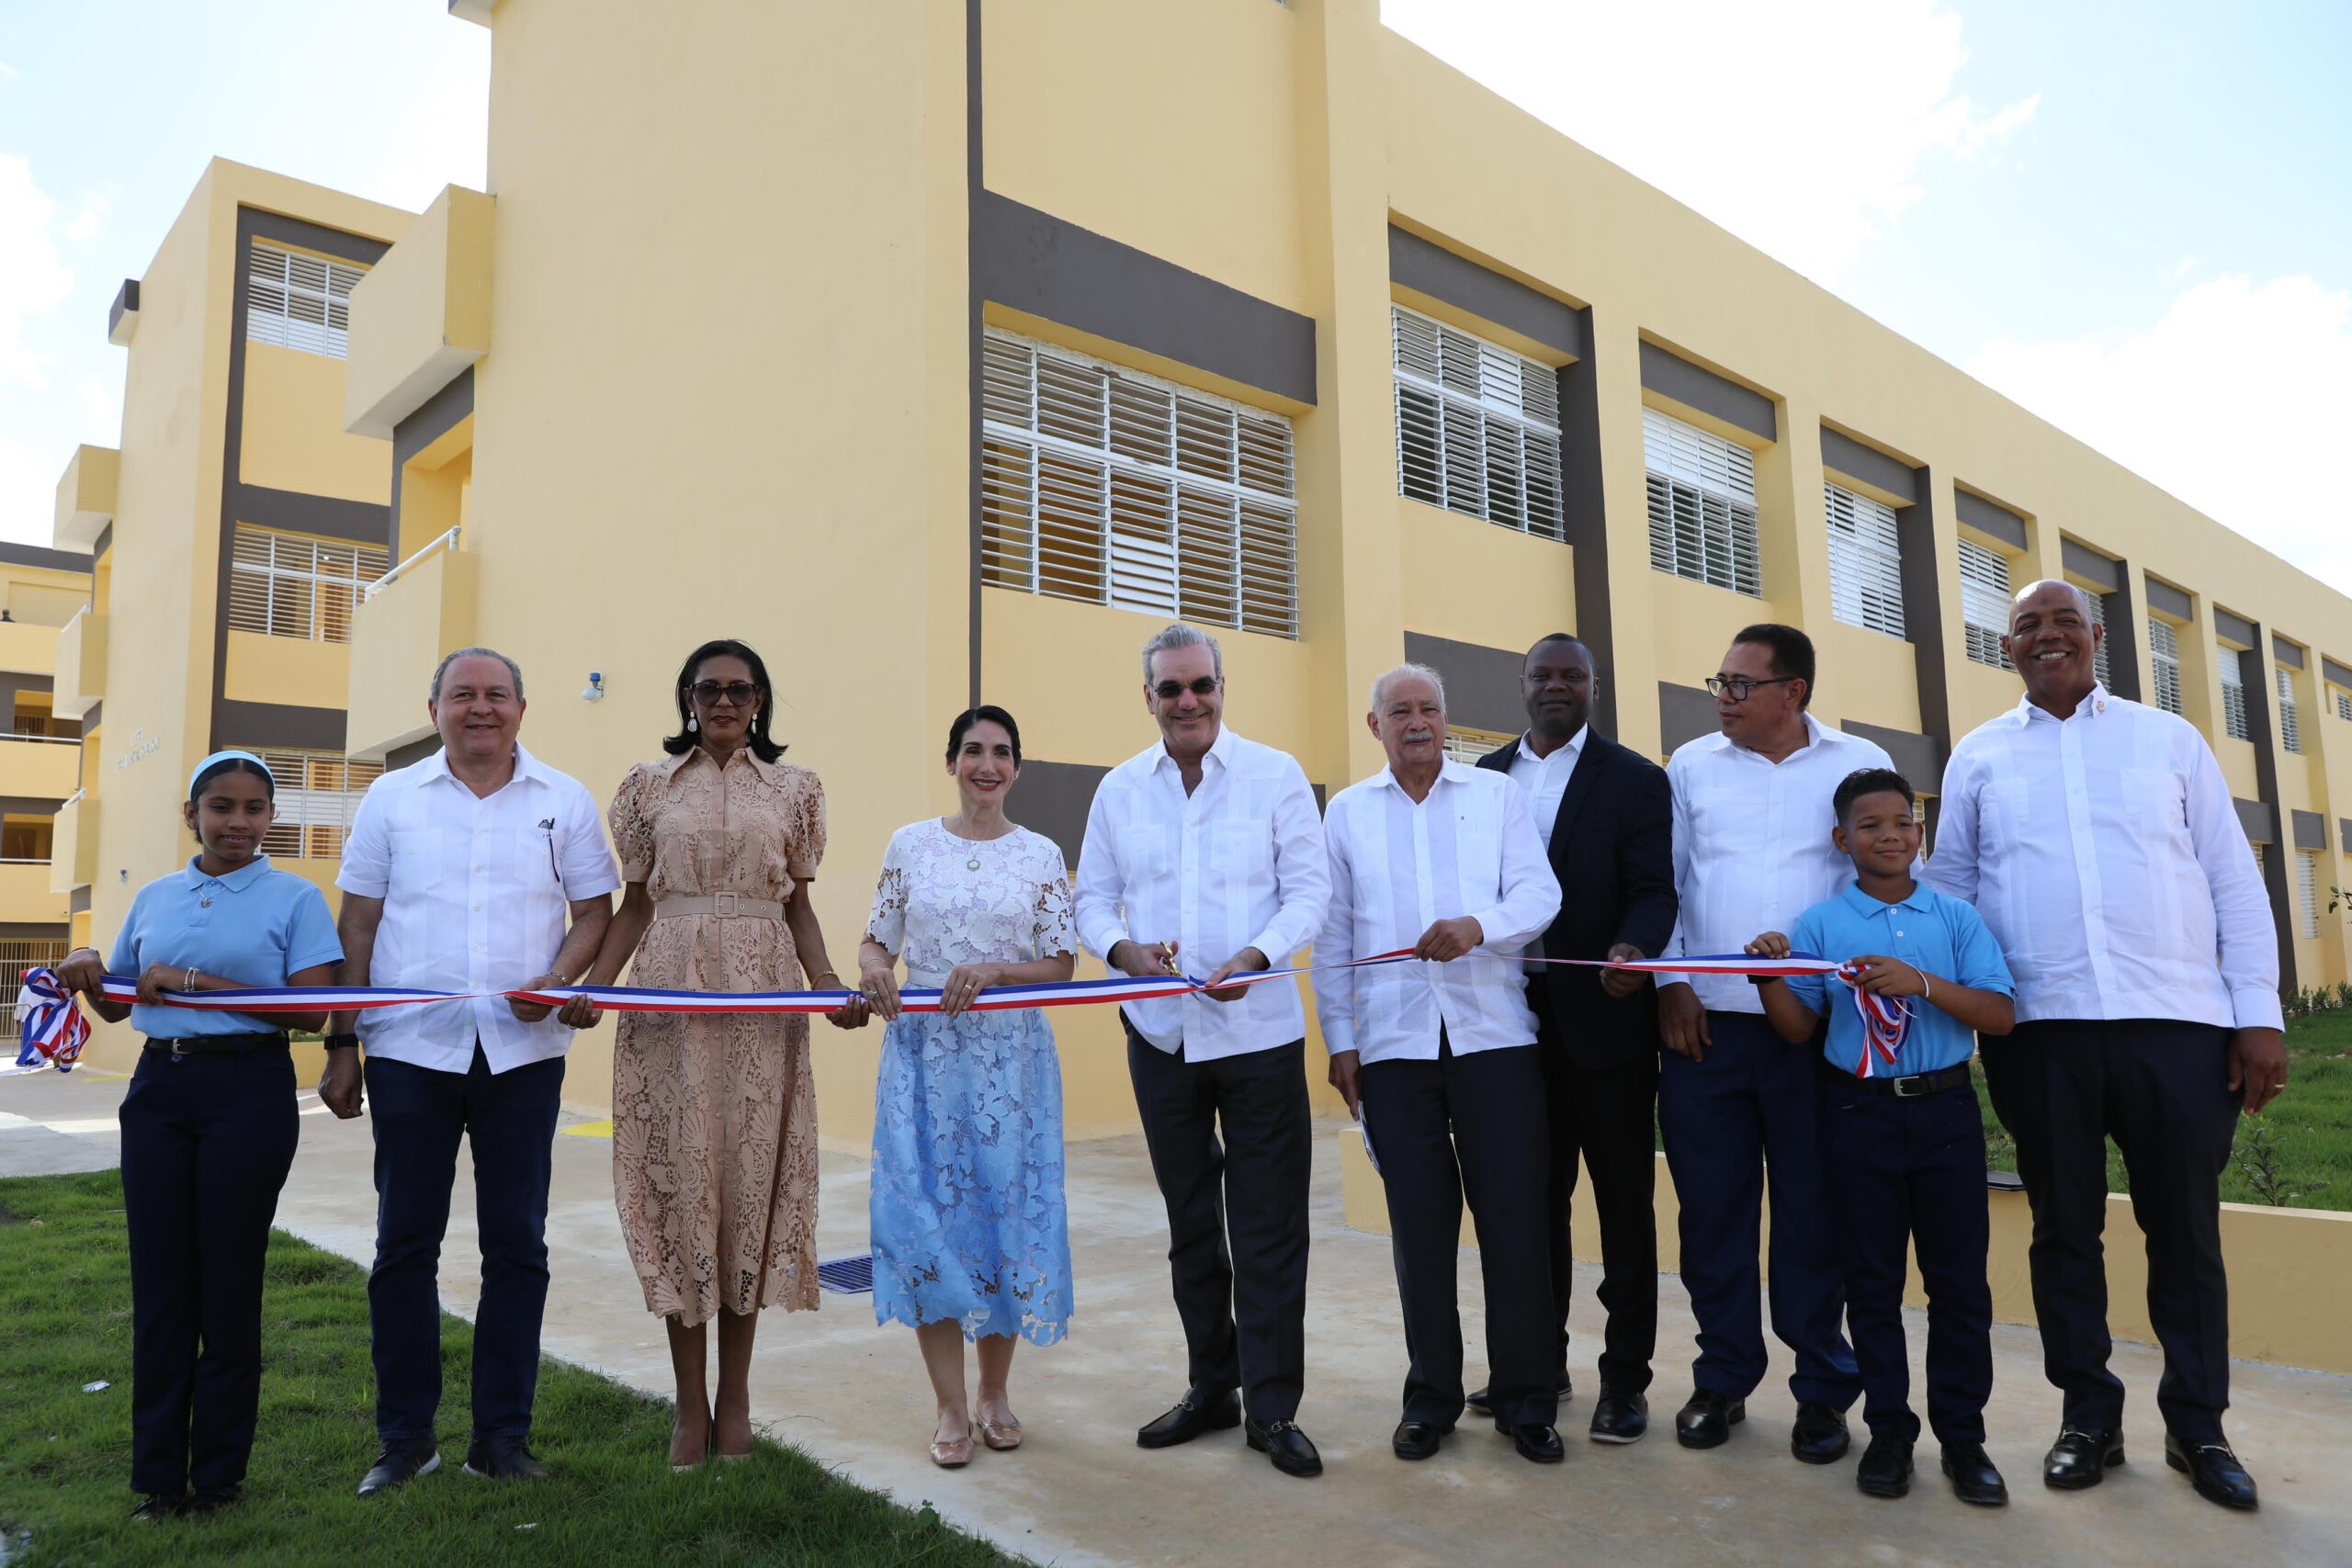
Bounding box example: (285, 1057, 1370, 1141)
(1973, 1010, 2352, 1211)
(0, 1170, 1021, 1567)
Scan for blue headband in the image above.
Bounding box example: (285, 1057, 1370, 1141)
(187, 750, 274, 798)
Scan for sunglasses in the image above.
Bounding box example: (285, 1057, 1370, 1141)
(1152, 677, 1221, 701)
(689, 681, 760, 706)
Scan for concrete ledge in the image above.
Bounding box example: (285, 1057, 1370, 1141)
(1340, 1138, 2352, 1376)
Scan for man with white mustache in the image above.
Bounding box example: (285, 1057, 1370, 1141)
(1317, 664, 1566, 1465)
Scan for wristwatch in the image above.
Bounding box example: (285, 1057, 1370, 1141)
(323, 1032, 362, 1052)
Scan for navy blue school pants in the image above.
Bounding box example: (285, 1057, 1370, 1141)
(1657, 1010, 1859, 1407)
(119, 1042, 300, 1496)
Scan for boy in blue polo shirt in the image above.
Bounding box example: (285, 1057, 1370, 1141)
(1746, 766, 2016, 1507)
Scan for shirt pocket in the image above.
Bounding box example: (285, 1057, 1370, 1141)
(2104, 765, 2188, 850)
(1980, 777, 2038, 855)
(386, 829, 444, 897)
(1451, 810, 1503, 918)
(1210, 818, 1272, 887)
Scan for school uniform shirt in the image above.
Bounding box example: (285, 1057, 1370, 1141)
(1504, 726, 1585, 850)
(1781, 881, 2015, 1077)
(1923, 685, 2282, 1032)
(1074, 726, 1329, 1062)
(109, 855, 344, 1038)
(335, 743, 620, 1074)
(1665, 713, 1894, 1014)
(1316, 761, 1561, 1066)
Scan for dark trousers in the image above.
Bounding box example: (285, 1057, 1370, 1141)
(1362, 1036, 1558, 1431)
(1534, 1001, 1658, 1395)
(1125, 1018, 1311, 1424)
(119, 1043, 300, 1495)
(365, 1043, 565, 1444)
(1822, 1074, 1994, 1443)
(1657, 1010, 1859, 1405)
(1980, 1019, 2239, 1442)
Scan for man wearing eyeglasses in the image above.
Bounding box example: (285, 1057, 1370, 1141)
(1657, 624, 1887, 1462)
(1075, 624, 1331, 1479)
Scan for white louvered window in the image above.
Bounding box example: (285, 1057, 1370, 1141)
(1957, 538, 2013, 670)
(249, 750, 383, 861)
(228, 525, 390, 645)
(2298, 851, 2321, 940)
(1645, 410, 1760, 596)
(2148, 617, 2184, 716)
(245, 240, 368, 358)
(2218, 648, 2249, 741)
(2082, 589, 2111, 688)
(1391, 307, 1564, 541)
(1442, 727, 1516, 766)
(2251, 840, 2264, 877)
(1824, 483, 1905, 638)
(978, 331, 1296, 637)
(2336, 689, 2352, 723)
(2277, 667, 2301, 754)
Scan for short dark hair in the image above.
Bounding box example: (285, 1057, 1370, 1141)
(1734, 623, 1815, 708)
(947, 705, 1023, 766)
(1523, 632, 1588, 665)
(662, 639, 785, 763)
(1833, 767, 1916, 824)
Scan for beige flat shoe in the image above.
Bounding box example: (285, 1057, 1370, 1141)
(931, 1411, 975, 1469)
(978, 1413, 1023, 1451)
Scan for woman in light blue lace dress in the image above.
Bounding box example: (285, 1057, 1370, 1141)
(829, 705, 1075, 1468)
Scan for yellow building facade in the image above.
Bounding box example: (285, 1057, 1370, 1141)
(0, 537, 96, 1023)
(57, 4, 2352, 1138)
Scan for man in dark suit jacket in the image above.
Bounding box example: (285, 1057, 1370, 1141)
(1470, 632, 1677, 1444)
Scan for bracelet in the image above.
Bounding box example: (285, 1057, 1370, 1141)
(1920, 972, 1932, 1003)
(811, 970, 842, 986)
(184, 965, 198, 993)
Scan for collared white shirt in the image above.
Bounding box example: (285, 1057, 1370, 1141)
(1075, 726, 1329, 1062)
(1316, 760, 1560, 1065)
(1922, 684, 2281, 1031)
(336, 743, 620, 1073)
(1506, 726, 1586, 848)
(1665, 713, 1894, 1013)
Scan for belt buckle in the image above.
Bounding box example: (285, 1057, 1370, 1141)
(1892, 1073, 1928, 1099)
(712, 892, 739, 918)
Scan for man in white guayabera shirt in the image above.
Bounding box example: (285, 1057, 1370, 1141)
(1925, 580, 2285, 1513)
(1317, 664, 1566, 1468)
(322, 649, 619, 1500)
(1076, 625, 1330, 1479)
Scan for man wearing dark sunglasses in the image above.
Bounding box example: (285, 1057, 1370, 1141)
(1075, 624, 1331, 1479)
(1656, 624, 1889, 1463)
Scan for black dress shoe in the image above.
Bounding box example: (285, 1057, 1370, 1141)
(185, 1483, 243, 1516)
(1392, 1419, 1450, 1461)
(1855, 1434, 1913, 1497)
(356, 1438, 440, 1499)
(2165, 1433, 2258, 1511)
(129, 1492, 185, 1521)
(463, 1437, 549, 1481)
(1589, 1392, 1648, 1445)
(1466, 1374, 1569, 1416)
(1674, 1390, 1745, 1450)
(2041, 1427, 2124, 1490)
(1791, 1401, 1851, 1465)
(1940, 1441, 2009, 1506)
(1501, 1423, 1566, 1464)
(1245, 1417, 1323, 1477)
(1136, 1387, 1241, 1449)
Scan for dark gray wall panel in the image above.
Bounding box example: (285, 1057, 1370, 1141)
(1012, 759, 1110, 872)
(2323, 656, 2352, 691)
(388, 365, 476, 536)
(1900, 466, 1951, 794)
(2144, 578, 2194, 621)
(1403, 631, 1529, 737)
(1637, 343, 1774, 442)
(1839, 719, 1947, 797)
(109, 278, 140, 338)
(212, 701, 345, 753)
(1558, 327, 1613, 735)
(2291, 809, 2325, 850)
(2060, 538, 2120, 592)
(2236, 797, 2278, 843)
(1387, 226, 1586, 359)
(1953, 491, 2027, 550)
(1818, 428, 1917, 505)
(2273, 636, 2304, 670)
(2099, 565, 2143, 704)
(229, 485, 391, 546)
(1657, 682, 1720, 757)
(386, 736, 441, 773)
(0, 541, 94, 573)
(973, 191, 1316, 405)
(2213, 608, 2256, 647)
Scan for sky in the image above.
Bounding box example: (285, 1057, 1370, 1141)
(0, 1, 2346, 595)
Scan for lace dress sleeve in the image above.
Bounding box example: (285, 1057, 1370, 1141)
(609, 764, 656, 885)
(789, 771, 827, 881)
(865, 827, 910, 956)
(1032, 834, 1077, 960)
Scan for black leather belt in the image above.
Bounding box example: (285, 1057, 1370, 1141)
(143, 1032, 289, 1056)
(1834, 1061, 1973, 1099)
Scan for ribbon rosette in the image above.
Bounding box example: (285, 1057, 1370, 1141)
(15, 966, 91, 1074)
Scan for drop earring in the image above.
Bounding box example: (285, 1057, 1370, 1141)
(688, 713, 699, 732)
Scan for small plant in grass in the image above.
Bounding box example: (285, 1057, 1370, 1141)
(2230, 1114, 2327, 1207)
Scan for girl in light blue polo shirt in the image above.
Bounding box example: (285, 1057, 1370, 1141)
(56, 750, 342, 1522)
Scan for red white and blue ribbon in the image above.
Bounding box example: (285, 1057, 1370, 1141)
(11, 966, 91, 1074)
(1843, 980, 1913, 1078)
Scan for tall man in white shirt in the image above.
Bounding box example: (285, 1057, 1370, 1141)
(1657, 624, 1885, 1461)
(322, 649, 619, 1497)
(1076, 625, 1332, 1478)
(1924, 581, 2285, 1511)
(1320, 665, 1566, 1466)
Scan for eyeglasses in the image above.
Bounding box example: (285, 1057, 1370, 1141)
(689, 681, 759, 706)
(1704, 674, 1798, 702)
(1152, 677, 1220, 701)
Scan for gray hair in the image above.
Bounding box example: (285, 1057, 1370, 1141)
(430, 647, 526, 704)
(1370, 661, 1447, 714)
(1140, 624, 1224, 684)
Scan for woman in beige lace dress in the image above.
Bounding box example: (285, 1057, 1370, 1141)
(561, 638, 843, 1469)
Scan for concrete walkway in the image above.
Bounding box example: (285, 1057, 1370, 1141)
(5, 1066, 2346, 1567)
